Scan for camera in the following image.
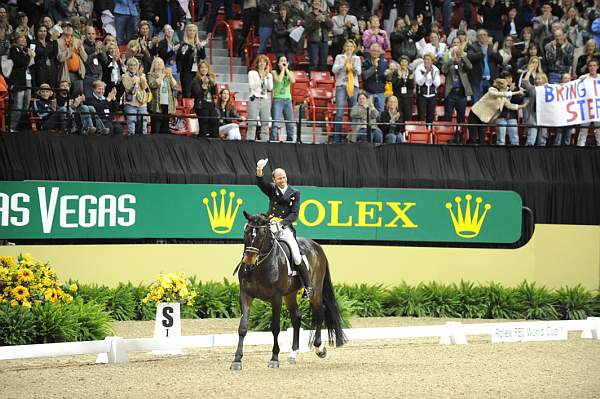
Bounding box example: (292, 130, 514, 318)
(250, 95, 256, 101)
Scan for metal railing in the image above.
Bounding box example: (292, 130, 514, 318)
(209, 20, 234, 82)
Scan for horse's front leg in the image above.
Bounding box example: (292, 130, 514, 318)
(268, 296, 282, 368)
(230, 291, 252, 371)
(284, 294, 301, 364)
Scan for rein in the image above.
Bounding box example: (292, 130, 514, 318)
(243, 223, 279, 268)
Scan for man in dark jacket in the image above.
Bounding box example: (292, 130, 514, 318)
(305, 0, 333, 71)
(255, 159, 312, 299)
(467, 29, 503, 102)
(8, 33, 33, 132)
(82, 26, 106, 99)
(152, 0, 186, 33)
(85, 80, 122, 135)
(362, 43, 388, 113)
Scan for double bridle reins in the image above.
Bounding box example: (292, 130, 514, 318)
(244, 223, 277, 266)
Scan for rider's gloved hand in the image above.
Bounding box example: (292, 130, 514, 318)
(256, 158, 269, 169)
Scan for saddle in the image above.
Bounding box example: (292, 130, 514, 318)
(276, 239, 297, 277)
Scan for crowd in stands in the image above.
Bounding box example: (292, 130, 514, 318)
(0, 0, 600, 146)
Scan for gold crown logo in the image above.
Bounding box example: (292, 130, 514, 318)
(445, 194, 492, 238)
(202, 189, 243, 234)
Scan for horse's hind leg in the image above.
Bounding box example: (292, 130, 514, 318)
(268, 296, 282, 368)
(284, 294, 301, 364)
(311, 298, 327, 358)
(230, 292, 252, 371)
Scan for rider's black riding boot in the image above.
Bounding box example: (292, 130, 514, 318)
(296, 259, 313, 299)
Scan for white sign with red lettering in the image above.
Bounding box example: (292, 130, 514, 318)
(536, 76, 600, 126)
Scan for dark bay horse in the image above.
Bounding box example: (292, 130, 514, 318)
(230, 211, 346, 370)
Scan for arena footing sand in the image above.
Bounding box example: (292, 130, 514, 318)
(1, 317, 599, 398)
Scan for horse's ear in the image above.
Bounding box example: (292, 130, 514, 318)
(243, 210, 252, 220)
(260, 213, 269, 220)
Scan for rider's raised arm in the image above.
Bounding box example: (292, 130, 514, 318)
(282, 191, 300, 227)
(256, 173, 274, 197)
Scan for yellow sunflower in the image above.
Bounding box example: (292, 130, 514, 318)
(0, 256, 15, 268)
(17, 268, 34, 283)
(12, 285, 29, 301)
(21, 300, 32, 309)
(69, 283, 78, 293)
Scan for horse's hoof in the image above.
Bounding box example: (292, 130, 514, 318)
(287, 357, 296, 365)
(230, 362, 242, 371)
(316, 347, 327, 358)
(267, 360, 279, 368)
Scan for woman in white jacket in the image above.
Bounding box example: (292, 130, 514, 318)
(414, 52, 441, 128)
(247, 54, 273, 141)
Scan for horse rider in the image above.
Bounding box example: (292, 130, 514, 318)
(256, 158, 313, 299)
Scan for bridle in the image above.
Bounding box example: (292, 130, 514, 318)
(244, 222, 277, 266)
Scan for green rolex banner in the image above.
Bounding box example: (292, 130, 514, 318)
(0, 181, 523, 243)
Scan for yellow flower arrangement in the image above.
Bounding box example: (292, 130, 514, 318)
(0, 254, 73, 309)
(143, 273, 197, 305)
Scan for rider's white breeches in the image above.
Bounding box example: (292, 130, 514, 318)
(278, 227, 302, 265)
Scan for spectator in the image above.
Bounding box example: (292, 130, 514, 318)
(521, 66, 549, 146)
(362, 43, 388, 113)
(101, 43, 126, 104)
(236, 0, 258, 58)
(0, 7, 13, 38)
(271, 4, 294, 63)
(216, 88, 245, 140)
(518, 55, 543, 90)
(82, 26, 106, 99)
(57, 21, 87, 95)
(31, 84, 63, 131)
(503, 7, 524, 40)
(348, 0, 370, 22)
(332, 38, 361, 143)
(8, 33, 33, 132)
(363, 15, 390, 52)
(467, 29, 503, 102)
(467, 78, 525, 145)
(446, 19, 476, 46)
(305, 0, 333, 71)
(553, 73, 575, 146)
(246, 54, 273, 141)
(577, 59, 600, 147)
(495, 71, 521, 146)
(205, 0, 233, 38)
(14, 12, 33, 41)
(499, 36, 517, 74)
(561, 6, 587, 48)
(414, 52, 440, 128)
(441, 45, 472, 142)
(418, 31, 446, 64)
(134, 20, 156, 55)
(176, 23, 206, 98)
(514, 26, 534, 64)
(125, 38, 152, 74)
(257, 0, 277, 54)
(593, 17, 600, 49)
(191, 60, 218, 137)
(350, 91, 383, 143)
(477, 0, 507, 45)
(270, 54, 296, 141)
(532, 2, 558, 48)
(331, 1, 358, 58)
(121, 57, 149, 135)
(55, 82, 108, 135)
(44, 1, 71, 27)
(152, 0, 186, 34)
(390, 18, 417, 62)
(516, 43, 541, 78)
(382, 0, 400, 35)
(114, 0, 140, 45)
(85, 80, 123, 135)
(575, 39, 600, 76)
(517, 0, 536, 27)
(147, 57, 177, 134)
(286, 0, 308, 56)
(377, 95, 404, 143)
(544, 28, 574, 83)
(30, 24, 58, 89)
(387, 56, 414, 135)
(156, 25, 180, 82)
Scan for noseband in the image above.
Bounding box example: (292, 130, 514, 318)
(244, 223, 276, 266)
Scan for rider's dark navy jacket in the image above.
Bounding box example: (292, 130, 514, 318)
(256, 175, 300, 231)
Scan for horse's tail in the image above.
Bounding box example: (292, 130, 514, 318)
(321, 259, 347, 347)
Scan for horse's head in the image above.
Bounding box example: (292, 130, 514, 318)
(242, 211, 272, 266)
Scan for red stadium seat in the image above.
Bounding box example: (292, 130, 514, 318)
(432, 122, 459, 144)
(310, 71, 335, 90)
(291, 71, 310, 106)
(405, 121, 432, 144)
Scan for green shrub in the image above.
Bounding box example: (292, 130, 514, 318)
(422, 282, 462, 318)
(514, 281, 558, 320)
(336, 283, 385, 317)
(104, 283, 136, 321)
(555, 285, 594, 320)
(0, 303, 37, 345)
(484, 282, 523, 319)
(456, 280, 488, 319)
(188, 278, 230, 318)
(31, 302, 79, 343)
(65, 298, 112, 341)
(383, 282, 428, 317)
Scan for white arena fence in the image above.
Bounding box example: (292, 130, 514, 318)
(0, 318, 598, 364)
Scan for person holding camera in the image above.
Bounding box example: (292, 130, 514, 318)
(441, 45, 472, 142)
(247, 54, 273, 141)
(331, 1, 358, 58)
(270, 54, 296, 141)
(362, 15, 390, 52)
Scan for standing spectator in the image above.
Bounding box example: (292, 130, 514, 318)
(554, 73, 575, 146)
(205, 0, 233, 38)
(414, 52, 440, 128)
(101, 43, 126, 104)
(350, 91, 383, 143)
(521, 65, 549, 146)
(575, 39, 600, 76)
(125, 39, 152, 74)
(467, 78, 525, 145)
(191, 60, 218, 137)
(363, 15, 390, 52)
(514, 27, 534, 65)
(30, 24, 58, 89)
(362, 43, 388, 113)
(176, 23, 206, 98)
(561, 7, 587, 48)
(271, 4, 294, 63)
(257, 0, 277, 54)
(503, 7, 524, 41)
(82, 26, 106, 99)
(270, 54, 296, 141)
(86, 80, 123, 135)
(495, 71, 521, 146)
(152, 0, 186, 34)
(216, 88, 245, 140)
(377, 95, 404, 143)
(499, 36, 517, 74)
(382, 0, 400, 35)
(57, 21, 87, 95)
(331, 1, 358, 58)
(305, 0, 333, 72)
(577, 59, 600, 147)
(441, 45, 472, 141)
(8, 34, 34, 132)
(532, 2, 558, 49)
(246, 54, 273, 141)
(348, 0, 370, 22)
(332, 39, 361, 143)
(0, 7, 13, 38)
(147, 57, 177, 134)
(467, 29, 502, 102)
(114, 0, 140, 45)
(237, 0, 259, 58)
(477, 0, 507, 45)
(544, 28, 574, 83)
(121, 57, 149, 135)
(447, 19, 477, 46)
(418, 31, 446, 64)
(387, 56, 414, 135)
(156, 25, 180, 82)
(390, 18, 417, 62)
(516, 44, 541, 79)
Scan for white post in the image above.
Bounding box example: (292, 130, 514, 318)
(439, 322, 467, 345)
(151, 302, 183, 355)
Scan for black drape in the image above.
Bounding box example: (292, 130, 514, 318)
(1, 133, 599, 226)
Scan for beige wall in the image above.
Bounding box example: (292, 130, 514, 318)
(1, 224, 598, 290)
